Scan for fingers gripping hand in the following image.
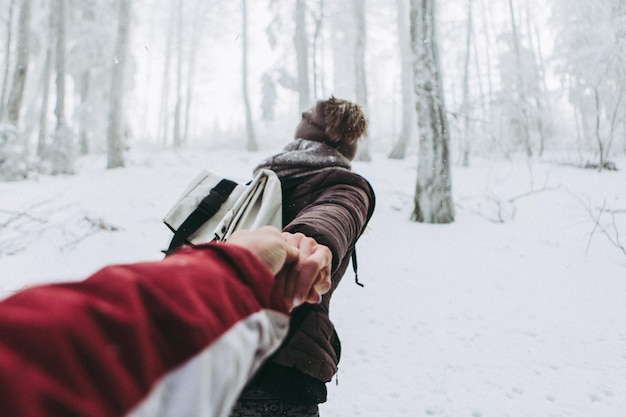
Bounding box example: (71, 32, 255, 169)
(277, 233, 332, 311)
(228, 227, 299, 275)
(228, 228, 332, 312)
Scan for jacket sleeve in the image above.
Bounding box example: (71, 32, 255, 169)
(0, 244, 289, 417)
(283, 172, 374, 273)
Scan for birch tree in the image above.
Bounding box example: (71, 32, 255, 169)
(294, 0, 311, 110)
(69, 1, 116, 157)
(183, 0, 209, 144)
(389, 0, 415, 159)
(4, 0, 30, 126)
(172, 0, 183, 148)
(37, 18, 52, 159)
(460, 0, 473, 166)
(506, 0, 531, 156)
(0, 0, 30, 180)
(0, 0, 17, 120)
(311, 0, 326, 99)
(49, 0, 74, 175)
(158, 1, 175, 145)
(242, 0, 257, 151)
(353, 0, 371, 162)
(107, 0, 131, 169)
(328, 2, 355, 99)
(410, 0, 455, 223)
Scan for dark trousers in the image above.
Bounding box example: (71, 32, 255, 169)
(229, 388, 320, 417)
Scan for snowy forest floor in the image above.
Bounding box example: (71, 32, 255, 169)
(1, 143, 625, 417)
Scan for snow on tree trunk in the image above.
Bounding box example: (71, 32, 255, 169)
(460, 0, 473, 167)
(183, 0, 208, 145)
(353, 0, 371, 162)
(0, 123, 26, 180)
(107, 0, 131, 169)
(5, 0, 30, 126)
(77, 71, 91, 156)
(507, 0, 532, 157)
(295, 0, 311, 110)
(172, 0, 183, 148)
(388, 0, 414, 160)
(410, 0, 454, 224)
(329, 3, 355, 99)
(50, 0, 74, 175)
(311, 0, 326, 99)
(158, 2, 175, 146)
(0, 0, 30, 181)
(37, 11, 53, 160)
(0, 0, 17, 120)
(242, 0, 257, 151)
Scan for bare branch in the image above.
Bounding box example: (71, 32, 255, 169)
(61, 216, 121, 250)
(568, 190, 626, 258)
(585, 200, 607, 255)
(458, 183, 558, 224)
(0, 201, 120, 257)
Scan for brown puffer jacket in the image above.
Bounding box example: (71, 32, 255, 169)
(244, 139, 375, 404)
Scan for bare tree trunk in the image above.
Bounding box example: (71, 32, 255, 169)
(388, 0, 414, 160)
(74, 2, 96, 156)
(353, 0, 371, 162)
(508, 0, 532, 157)
(295, 0, 311, 110)
(50, 0, 74, 175)
(158, 2, 175, 146)
(410, 0, 454, 224)
(5, 0, 30, 126)
(0, 0, 17, 120)
(107, 0, 131, 169)
(329, 2, 354, 99)
(311, 0, 325, 99)
(172, 0, 183, 148)
(460, 0, 473, 167)
(37, 9, 54, 159)
(477, 0, 496, 150)
(0, 0, 30, 180)
(524, 0, 550, 157)
(77, 70, 91, 156)
(606, 84, 624, 161)
(591, 87, 607, 170)
(53, 1, 67, 126)
(183, 0, 207, 144)
(242, 0, 257, 151)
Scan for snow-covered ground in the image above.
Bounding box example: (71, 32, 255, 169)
(1, 144, 625, 417)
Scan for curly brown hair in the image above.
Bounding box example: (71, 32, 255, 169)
(322, 96, 368, 145)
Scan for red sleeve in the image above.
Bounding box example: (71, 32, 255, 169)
(0, 244, 287, 417)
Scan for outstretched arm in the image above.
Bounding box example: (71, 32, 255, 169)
(0, 227, 331, 417)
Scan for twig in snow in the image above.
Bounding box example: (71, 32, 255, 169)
(569, 191, 626, 258)
(585, 200, 607, 255)
(60, 216, 121, 250)
(457, 184, 560, 224)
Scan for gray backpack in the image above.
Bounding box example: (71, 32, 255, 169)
(163, 168, 282, 254)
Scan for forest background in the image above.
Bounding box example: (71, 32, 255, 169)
(1, 0, 624, 185)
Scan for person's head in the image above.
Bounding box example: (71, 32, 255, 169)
(294, 96, 368, 160)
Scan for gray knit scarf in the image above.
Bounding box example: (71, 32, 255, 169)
(254, 139, 351, 178)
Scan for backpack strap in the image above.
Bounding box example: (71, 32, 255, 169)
(352, 249, 364, 287)
(166, 179, 238, 254)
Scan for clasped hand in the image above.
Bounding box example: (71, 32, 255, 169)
(228, 227, 332, 311)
